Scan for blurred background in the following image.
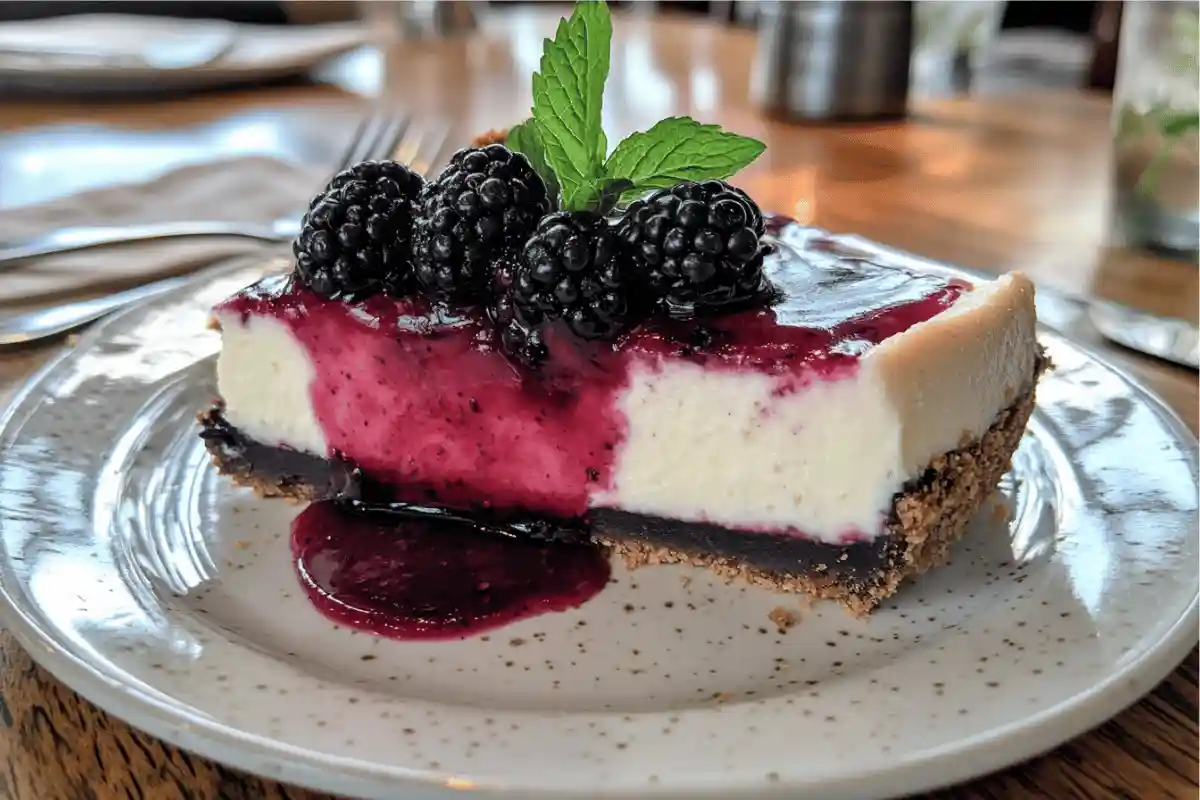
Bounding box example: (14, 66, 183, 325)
(0, 0, 1127, 94)
(0, 0, 1195, 361)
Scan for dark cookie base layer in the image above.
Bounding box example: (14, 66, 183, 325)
(588, 509, 903, 597)
(198, 407, 362, 502)
(198, 365, 1040, 615)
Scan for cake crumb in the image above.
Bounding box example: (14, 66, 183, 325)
(471, 128, 509, 147)
(678, 575, 692, 588)
(233, 540, 251, 550)
(957, 428, 975, 448)
(989, 497, 1010, 523)
(711, 691, 732, 704)
(768, 606, 797, 632)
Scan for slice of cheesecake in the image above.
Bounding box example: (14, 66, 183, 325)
(201, 221, 1041, 614)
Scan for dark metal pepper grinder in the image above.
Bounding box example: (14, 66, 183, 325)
(751, 0, 915, 122)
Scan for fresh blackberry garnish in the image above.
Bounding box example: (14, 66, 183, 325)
(616, 180, 770, 316)
(413, 144, 549, 299)
(508, 212, 634, 341)
(486, 249, 547, 367)
(293, 160, 425, 300)
(497, 318, 549, 370)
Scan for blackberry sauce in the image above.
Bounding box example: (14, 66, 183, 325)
(291, 500, 611, 640)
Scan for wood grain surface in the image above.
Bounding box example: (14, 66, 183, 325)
(0, 10, 1195, 800)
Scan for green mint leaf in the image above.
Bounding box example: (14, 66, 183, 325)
(506, 119, 561, 210)
(531, 0, 612, 212)
(1162, 110, 1200, 139)
(605, 117, 765, 193)
(589, 177, 635, 216)
(556, 176, 634, 216)
(1135, 110, 1200, 198)
(559, 180, 593, 212)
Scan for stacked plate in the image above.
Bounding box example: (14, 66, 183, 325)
(0, 13, 369, 95)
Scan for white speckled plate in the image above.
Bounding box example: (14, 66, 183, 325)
(0, 254, 1196, 800)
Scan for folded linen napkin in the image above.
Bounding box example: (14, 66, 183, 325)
(0, 156, 325, 307)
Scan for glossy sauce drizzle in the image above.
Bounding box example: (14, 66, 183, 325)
(291, 501, 611, 640)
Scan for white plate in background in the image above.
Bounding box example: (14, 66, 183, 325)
(0, 14, 369, 94)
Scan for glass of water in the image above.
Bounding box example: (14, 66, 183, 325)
(911, 0, 1004, 94)
(1111, 0, 1199, 260)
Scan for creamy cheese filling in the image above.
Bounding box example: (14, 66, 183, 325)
(597, 275, 1038, 540)
(595, 358, 901, 540)
(215, 313, 328, 455)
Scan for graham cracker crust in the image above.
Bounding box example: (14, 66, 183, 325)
(197, 406, 351, 503)
(600, 374, 1041, 616)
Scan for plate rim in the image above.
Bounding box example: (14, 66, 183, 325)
(0, 260, 1196, 800)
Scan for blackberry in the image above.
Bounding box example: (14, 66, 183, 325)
(495, 315, 549, 369)
(487, 250, 548, 367)
(616, 180, 770, 315)
(293, 160, 425, 300)
(413, 144, 549, 298)
(509, 212, 635, 339)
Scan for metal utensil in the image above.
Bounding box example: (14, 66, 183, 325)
(0, 110, 413, 271)
(0, 275, 193, 348)
(1088, 299, 1200, 370)
(751, 0, 914, 121)
(0, 220, 300, 268)
(0, 116, 450, 348)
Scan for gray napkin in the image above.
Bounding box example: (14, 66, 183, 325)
(0, 157, 324, 307)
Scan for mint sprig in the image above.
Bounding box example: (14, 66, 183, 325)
(531, 1, 611, 210)
(605, 117, 767, 202)
(520, 0, 765, 215)
(505, 120, 560, 210)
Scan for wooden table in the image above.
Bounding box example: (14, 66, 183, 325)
(0, 10, 1195, 800)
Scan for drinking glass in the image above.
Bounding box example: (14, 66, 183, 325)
(911, 0, 1004, 94)
(1111, 0, 1199, 259)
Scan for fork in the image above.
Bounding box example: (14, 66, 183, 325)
(0, 114, 451, 348)
(0, 110, 430, 271)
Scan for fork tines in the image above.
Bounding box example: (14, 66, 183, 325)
(337, 111, 450, 179)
